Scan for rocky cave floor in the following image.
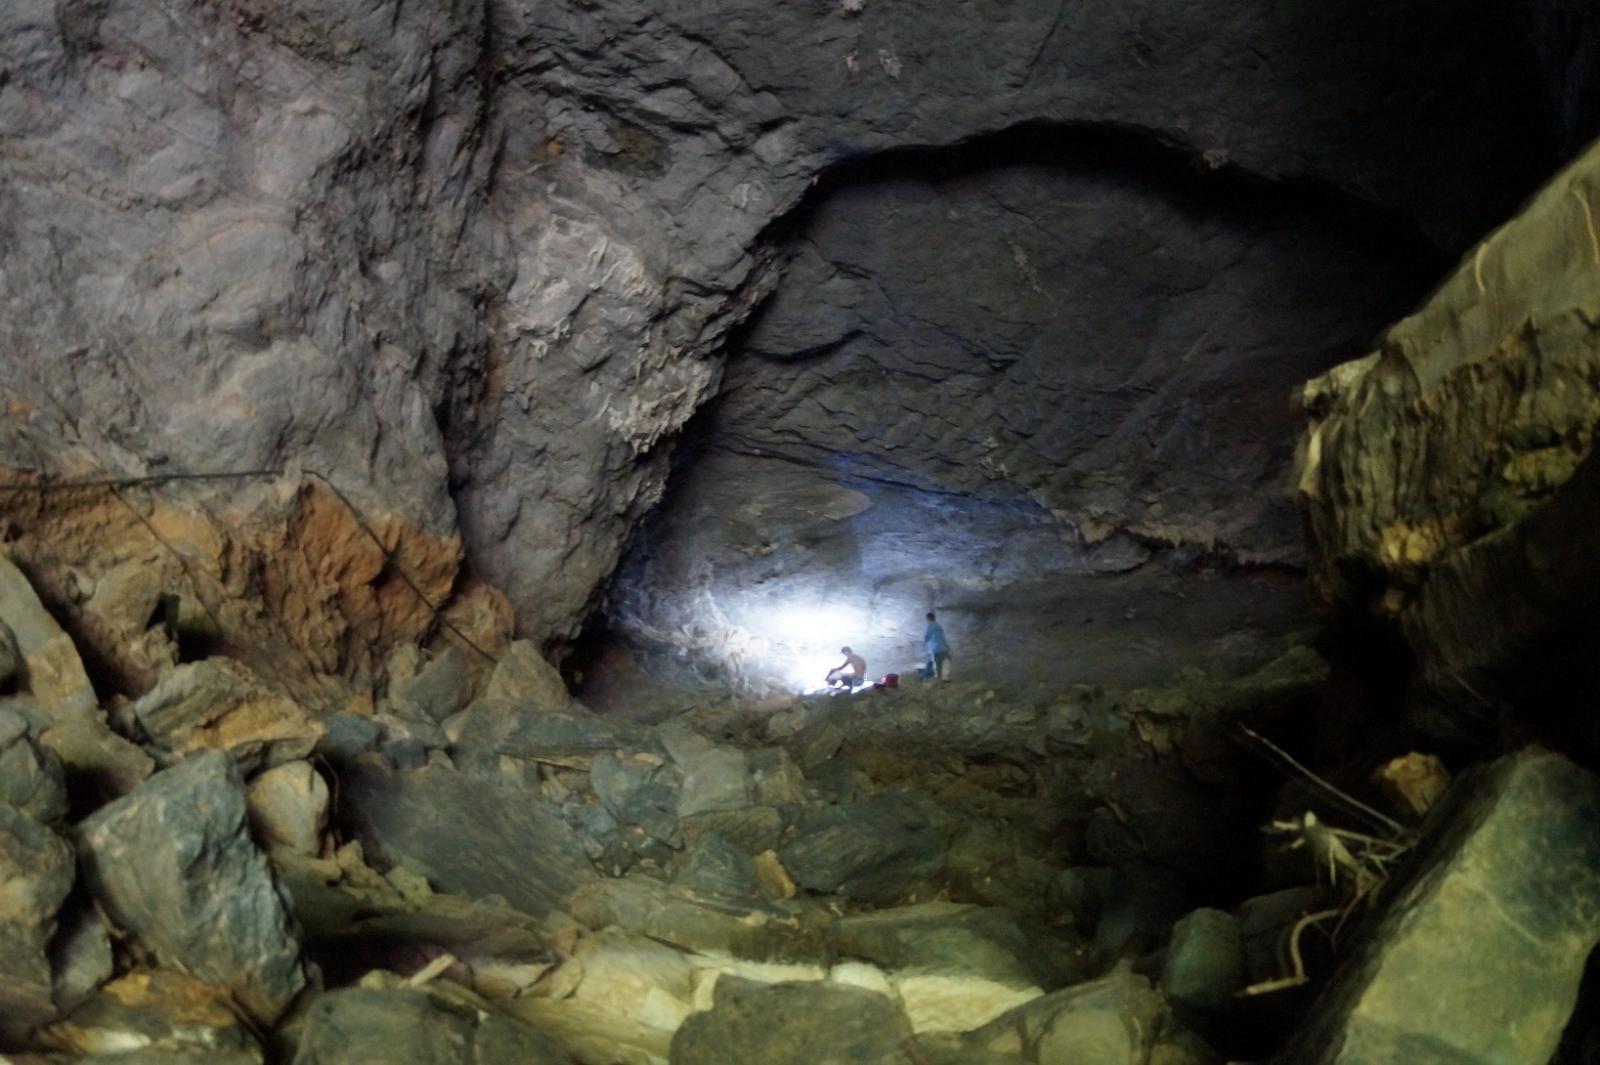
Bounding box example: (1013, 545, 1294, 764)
(5, 546, 1600, 1065)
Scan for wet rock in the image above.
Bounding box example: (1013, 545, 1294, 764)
(779, 794, 948, 904)
(340, 758, 596, 918)
(0, 553, 98, 720)
(291, 985, 573, 1065)
(1282, 747, 1600, 1064)
(1161, 908, 1245, 1018)
(49, 902, 114, 1014)
(74, 750, 308, 1024)
(0, 804, 75, 1042)
(388, 645, 472, 723)
(247, 760, 330, 857)
(40, 969, 263, 1061)
(670, 976, 917, 1065)
(131, 658, 323, 773)
(660, 722, 751, 817)
(0, 706, 68, 824)
(974, 970, 1166, 1065)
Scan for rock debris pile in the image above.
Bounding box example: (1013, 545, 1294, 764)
(3, 546, 1599, 1065)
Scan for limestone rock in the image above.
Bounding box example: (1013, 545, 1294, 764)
(0, 553, 97, 720)
(74, 750, 309, 1024)
(670, 976, 917, 1065)
(0, 706, 68, 824)
(131, 659, 323, 773)
(291, 986, 573, 1065)
(40, 969, 263, 1061)
(447, 700, 624, 769)
(247, 760, 330, 857)
(1161, 908, 1246, 1018)
(1297, 138, 1600, 725)
(1280, 747, 1600, 1064)
(974, 970, 1166, 1065)
(0, 804, 75, 1042)
(340, 758, 597, 918)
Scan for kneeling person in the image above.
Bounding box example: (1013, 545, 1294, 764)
(826, 646, 867, 690)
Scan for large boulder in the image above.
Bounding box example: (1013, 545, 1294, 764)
(74, 750, 309, 1024)
(1297, 138, 1600, 738)
(779, 793, 950, 905)
(0, 803, 75, 1042)
(339, 759, 597, 918)
(973, 970, 1168, 1065)
(40, 969, 264, 1062)
(1279, 747, 1600, 1064)
(246, 760, 330, 858)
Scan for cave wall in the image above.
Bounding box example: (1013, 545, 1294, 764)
(0, 0, 1573, 689)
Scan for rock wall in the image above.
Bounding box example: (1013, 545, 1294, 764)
(1297, 138, 1600, 746)
(0, 0, 1571, 689)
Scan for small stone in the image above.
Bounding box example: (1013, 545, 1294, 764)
(752, 849, 797, 900)
(49, 900, 114, 1013)
(1373, 751, 1450, 819)
(247, 760, 330, 857)
(672, 833, 759, 899)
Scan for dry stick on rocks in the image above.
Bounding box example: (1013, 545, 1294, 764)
(1237, 725, 1420, 996)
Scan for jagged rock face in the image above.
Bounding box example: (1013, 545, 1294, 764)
(0, 0, 1566, 679)
(1297, 139, 1600, 744)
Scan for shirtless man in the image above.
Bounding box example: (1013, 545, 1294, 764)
(826, 646, 867, 690)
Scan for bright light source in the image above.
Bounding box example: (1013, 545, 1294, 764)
(754, 602, 873, 692)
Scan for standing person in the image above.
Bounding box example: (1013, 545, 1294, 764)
(923, 611, 951, 680)
(826, 646, 867, 690)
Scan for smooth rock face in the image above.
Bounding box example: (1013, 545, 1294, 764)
(291, 986, 572, 1065)
(0, 803, 75, 1041)
(1280, 747, 1600, 1064)
(74, 750, 308, 1024)
(1298, 138, 1600, 735)
(670, 976, 917, 1065)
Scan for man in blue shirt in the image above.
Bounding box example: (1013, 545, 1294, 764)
(923, 611, 951, 681)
